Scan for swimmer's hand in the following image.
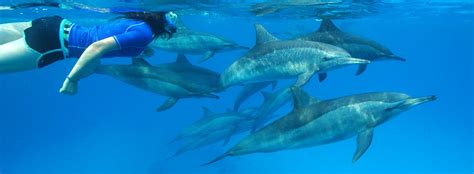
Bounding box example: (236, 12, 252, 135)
(59, 77, 78, 95)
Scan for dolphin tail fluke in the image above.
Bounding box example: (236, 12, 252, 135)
(157, 98, 179, 112)
(201, 151, 230, 166)
(199, 51, 215, 63)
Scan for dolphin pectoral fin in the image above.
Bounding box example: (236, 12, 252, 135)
(199, 51, 215, 63)
(222, 127, 237, 146)
(355, 64, 368, 76)
(157, 98, 179, 112)
(318, 73, 328, 82)
(222, 136, 231, 146)
(271, 81, 278, 90)
(294, 72, 314, 87)
(201, 151, 231, 166)
(201, 93, 220, 99)
(131, 57, 152, 66)
(250, 119, 264, 133)
(353, 128, 374, 163)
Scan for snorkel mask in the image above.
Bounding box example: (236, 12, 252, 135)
(165, 11, 178, 33)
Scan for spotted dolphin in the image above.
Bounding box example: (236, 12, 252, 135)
(203, 87, 436, 165)
(220, 23, 369, 88)
(94, 54, 220, 111)
(296, 18, 405, 76)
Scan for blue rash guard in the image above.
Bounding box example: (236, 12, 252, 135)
(67, 19, 154, 58)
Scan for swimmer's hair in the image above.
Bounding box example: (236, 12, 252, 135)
(115, 11, 176, 39)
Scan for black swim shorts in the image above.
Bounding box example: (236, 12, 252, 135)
(24, 15, 67, 68)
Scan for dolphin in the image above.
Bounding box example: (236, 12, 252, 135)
(168, 112, 280, 159)
(168, 127, 239, 159)
(150, 19, 249, 63)
(250, 87, 293, 132)
(167, 116, 258, 159)
(251, 0, 343, 16)
(295, 18, 405, 76)
(233, 81, 278, 111)
(219, 23, 369, 88)
(168, 107, 257, 144)
(203, 87, 436, 165)
(94, 54, 220, 111)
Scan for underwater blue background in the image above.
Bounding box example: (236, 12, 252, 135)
(0, 1, 472, 173)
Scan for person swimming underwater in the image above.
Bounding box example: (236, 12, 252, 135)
(0, 11, 178, 95)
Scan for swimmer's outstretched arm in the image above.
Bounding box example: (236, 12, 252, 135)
(59, 37, 119, 95)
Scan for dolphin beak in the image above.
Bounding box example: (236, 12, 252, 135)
(387, 55, 406, 62)
(340, 57, 371, 65)
(403, 95, 437, 108)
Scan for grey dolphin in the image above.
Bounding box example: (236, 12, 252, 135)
(251, 0, 343, 16)
(168, 128, 238, 159)
(203, 87, 436, 165)
(168, 107, 256, 145)
(296, 18, 405, 76)
(233, 81, 278, 111)
(220, 23, 369, 88)
(169, 111, 280, 159)
(168, 114, 261, 159)
(250, 87, 293, 132)
(150, 19, 249, 63)
(94, 54, 220, 111)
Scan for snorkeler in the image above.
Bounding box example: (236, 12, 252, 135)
(0, 11, 178, 95)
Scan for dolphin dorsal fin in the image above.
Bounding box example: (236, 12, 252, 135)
(255, 23, 279, 45)
(176, 53, 191, 65)
(261, 91, 272, 100)
(132, 58, 151, 66)
(290, 87, 319, 110)
(202, 107, 215, 117)
(175, 18, 187, 30)
(318, 18, 341, 32)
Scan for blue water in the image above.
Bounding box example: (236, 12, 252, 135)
(0, 1, 473, 174)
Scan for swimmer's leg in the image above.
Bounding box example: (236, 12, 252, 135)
(0, 22, 31, 44)
(0, 38, 41, 73)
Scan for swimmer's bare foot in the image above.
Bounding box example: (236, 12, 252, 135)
(59, 77, 78, 95)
